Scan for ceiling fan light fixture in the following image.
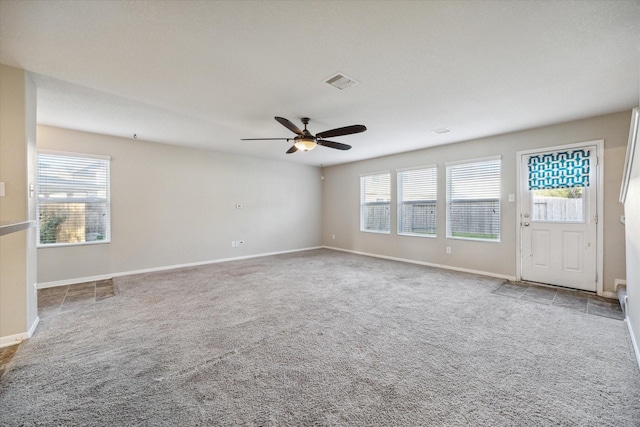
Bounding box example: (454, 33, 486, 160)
(294, 138, 317, 152)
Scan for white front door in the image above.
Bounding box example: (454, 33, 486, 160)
(520, 146, 597, 292)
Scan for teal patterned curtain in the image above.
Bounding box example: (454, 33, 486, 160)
(528, 149, 590, 190)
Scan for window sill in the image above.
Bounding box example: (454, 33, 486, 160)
(360, 230, 391, 235)
(446, 236, 500, 243)
(398, 233, 437, 238)
(38, 240, 111, 249)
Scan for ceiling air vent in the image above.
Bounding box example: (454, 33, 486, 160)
(325, 73, 359, 90)
(431, 127, 452, 135)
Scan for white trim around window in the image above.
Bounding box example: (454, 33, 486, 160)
(446, 156, 501, 242)
(360, 171, 391, 234)
(397, 165, 437, 238)
(37, 150, 111, 247)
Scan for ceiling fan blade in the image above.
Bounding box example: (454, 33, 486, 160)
(275, 117, 303, 135)
(317, 139, 352, 150)
(316, 125, 366, 139)
(240, 138, 291, 141)
(286, 145, 298, 154)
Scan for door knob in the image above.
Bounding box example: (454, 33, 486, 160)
(523, 222, 530, 226)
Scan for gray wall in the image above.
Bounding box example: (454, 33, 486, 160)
(0, 64, 38, 342)
(322, 111, 630, 294)
(37, 126, 322, 284)
(623, 110, 640, 364)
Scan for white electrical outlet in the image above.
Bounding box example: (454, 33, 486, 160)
(231, 241, 236, 247)
(332, 234, 336, 240)
(0, 182, 5, 197)
(446, 246, 452, 254)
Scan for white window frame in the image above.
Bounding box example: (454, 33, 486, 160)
(360, 171, 391, 234)
(37, 150, 111, 247)
(446, 156, 501, 242)
(397, 165, 437, 238)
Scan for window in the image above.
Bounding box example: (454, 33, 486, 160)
(528, 149, 590, 223)
(531, 188, 584, 222)
(397, 166, 437, 237)
(446, 157, 500, 241)
(37, 151, 111, 246)
(360, 172, 391, 233)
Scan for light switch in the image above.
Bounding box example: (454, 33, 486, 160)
(0, 182, 5, 197)
(508, 194, 515, 202)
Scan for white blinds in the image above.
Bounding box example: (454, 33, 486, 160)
(37, 152, 111, 245)
(398, 166, 437, 236)
(447, 158, 501, 200)
(446, 157, 501, 241)
(361, 173, 390, 203)
(398, 167, 437, 201)
(360, 172, 390, 233)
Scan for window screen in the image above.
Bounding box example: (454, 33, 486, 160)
(37, 151, 111, 246)
(446, 157, 500, 241)
(397, 166, 437, 236)
(360, 172, 391, 233)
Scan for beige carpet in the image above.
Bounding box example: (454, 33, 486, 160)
(1, 249, 639, 425)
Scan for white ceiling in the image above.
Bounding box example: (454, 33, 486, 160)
(1, 0, 639, 166)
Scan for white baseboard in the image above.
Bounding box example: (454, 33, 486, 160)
(28, 316, 40, 338)
(626, 318, 640, 372)
(38, 273, 115, 289)
(0, 333, 27, 348)
(596, 280, 627, 300)
(37, 246, 323, 289)
(0, 316, 40, 348)
(323, 246, 517, 281)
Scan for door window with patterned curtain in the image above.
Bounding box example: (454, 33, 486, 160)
(527, 149, 590, 222)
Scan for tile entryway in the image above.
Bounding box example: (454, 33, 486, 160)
(493, 281, 624, 320)
(0, 344, 19, 379)
(0, 279, 116, 380)
(38, 279, 116, 318)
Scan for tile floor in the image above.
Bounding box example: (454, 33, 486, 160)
(493, 281, 625, 320)
(0, 343, 19, 379)
(0, 279, 116, 380)
(38, 279, 116, 319)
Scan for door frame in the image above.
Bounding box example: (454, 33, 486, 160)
(515, 139, 604, 295)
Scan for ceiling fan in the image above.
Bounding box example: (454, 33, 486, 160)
(241, 117, 366, 154)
